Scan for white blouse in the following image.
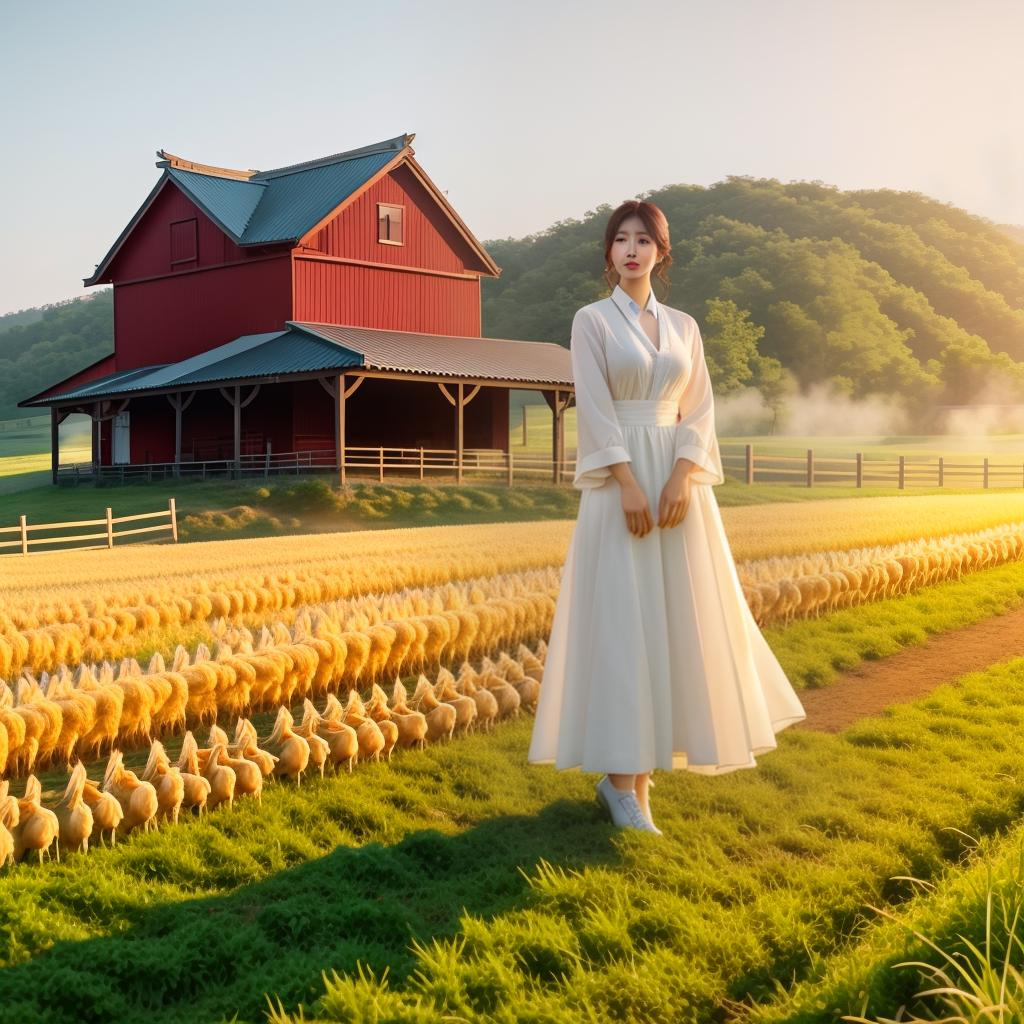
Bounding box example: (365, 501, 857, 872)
(571, 283, 725, 490)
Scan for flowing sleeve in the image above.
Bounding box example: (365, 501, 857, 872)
(673, 316, 725, 486)
(570, 307, 632, 490)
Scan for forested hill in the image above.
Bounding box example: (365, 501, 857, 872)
(0, 290, 112, 422)
(4, 178, 1024, 423)
(482, 177, 1024, 413)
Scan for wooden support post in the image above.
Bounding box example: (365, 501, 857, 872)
(265, 441, 271, 478)
(507, 448, 514, 488)
(457, 382, 464, 484)
(856, 452, 863, 488)
(745, 443, 753, 485)
(898, 455, 905, 489)
(92, 401, 100, 487)
(419, 447, 424, 481)
(336, 373, 345, 485)
(938, 456, 944, 487)
(379, 446, 384, 482)
(105, 507, 114, 548)
(522, 405, 527, 446)
(169, 497, 178, 542)
(19, 514, 27, 555)
(233, 385, 241, 477)
(51, 407, 59, 486)
(984, 457, 989, 488)
(806, 448, 813, 487)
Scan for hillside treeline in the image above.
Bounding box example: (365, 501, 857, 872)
(0, 291, 112, 422)
(482, 177, 1024, 424)
(5, 178, 1024, 427)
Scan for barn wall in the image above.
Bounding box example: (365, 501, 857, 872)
(113, 258, 292, 370)
(293, 261, 480, 336)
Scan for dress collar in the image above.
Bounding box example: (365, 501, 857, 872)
(611, 283, 659, 322)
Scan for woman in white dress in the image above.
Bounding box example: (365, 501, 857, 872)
(527, 200, 807, 834)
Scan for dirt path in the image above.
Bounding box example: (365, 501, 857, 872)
(792, 604, 1024, 733)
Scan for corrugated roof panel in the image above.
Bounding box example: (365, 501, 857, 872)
(239, 150, 397, 243)
(166, 169, 265, 240)
(26, 321, 572, 406)
(291, 322, 573, 385)
(172, 332, 363, 384)
(43, 363, 171, 403)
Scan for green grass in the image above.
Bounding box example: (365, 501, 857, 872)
(4, 647, 1024, 1022)
(1, 470, 1014, 549)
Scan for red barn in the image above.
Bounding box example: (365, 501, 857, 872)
(21, 133, 573, 484)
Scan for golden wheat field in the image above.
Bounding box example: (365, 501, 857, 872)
(5, 492, 1023, 595)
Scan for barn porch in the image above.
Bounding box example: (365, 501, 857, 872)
(24, 322, 576, 487)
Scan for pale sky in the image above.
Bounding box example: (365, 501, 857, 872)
(1, 0, 1021, 315)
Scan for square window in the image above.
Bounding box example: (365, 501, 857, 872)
(377, 203, 403, 245)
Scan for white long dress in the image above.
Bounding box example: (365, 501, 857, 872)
(527, 284, 806, 775)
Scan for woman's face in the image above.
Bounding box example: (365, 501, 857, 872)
(609, 214, 661, 281)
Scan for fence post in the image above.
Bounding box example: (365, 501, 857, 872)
(106, 507, 114, 548)
(856, 452, 863, 488)
(745, 444, 753, 484)
(265, 442, 271, 479)
(806, 448, 813, 487)
(983, 457, 989, 489)
(19, 514, 27, 556)
(939, 456, 944, 487)
(508, 448, 514, 488)
(379, 446, 385, 483)
(419, 447, 424, 481)
(898, 456, 905, 489)
(169, 497, 178, 542)
(522, 406, 527, 446)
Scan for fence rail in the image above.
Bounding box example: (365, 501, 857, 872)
(50, 443, 1024, 490)
(0, 498, 178, 555)
(723, 446, 1024, 488)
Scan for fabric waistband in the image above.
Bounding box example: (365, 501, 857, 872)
(612, 399, 679, 426)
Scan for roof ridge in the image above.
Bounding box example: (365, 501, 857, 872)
(155, 150, 260, 181)
(252, 133, 413, 180)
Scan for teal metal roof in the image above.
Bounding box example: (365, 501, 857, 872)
(165, 169, 264, 239)
(23, 320, 573, 408)
(23, 330, 365, 406)
(239, 150, 399, 243)
(85, 134, 411, 284)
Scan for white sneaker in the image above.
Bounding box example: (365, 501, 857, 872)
(595, 776, 660, 833)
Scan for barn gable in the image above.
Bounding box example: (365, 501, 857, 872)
(303, 159, 495, 276)
(85, 132, 497, 286)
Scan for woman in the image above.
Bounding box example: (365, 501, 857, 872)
(527, 200, 806, 834)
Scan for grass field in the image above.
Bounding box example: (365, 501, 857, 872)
(3, 634, 1024, 1022)
(3, 410, 1024, 1023)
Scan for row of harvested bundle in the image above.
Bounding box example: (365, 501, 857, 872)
(0, 570, 557, 777)
(0, 565, 559, 684)
(740, 522, 1024, 626)
(0, 644, 547, 866)
(0, 521, 572, 658)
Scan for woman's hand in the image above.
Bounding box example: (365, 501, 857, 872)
(658, 465, 693, 529)
(619, 480, 654, 538)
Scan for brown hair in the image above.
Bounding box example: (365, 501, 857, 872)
(601, 200, 673, 298)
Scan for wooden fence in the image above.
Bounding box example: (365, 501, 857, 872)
(51, 443, 1024, 491)
(0, 498, 178, 556)
(725, 445, 1024, 488)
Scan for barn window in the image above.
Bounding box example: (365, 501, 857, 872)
(170, 219, 198, 267)
(377, 203, 403, 245)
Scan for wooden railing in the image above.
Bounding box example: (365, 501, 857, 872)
(723, 445, 1024, 488)
(0, 498, 178, 555)
(50, 443, 1024, 490)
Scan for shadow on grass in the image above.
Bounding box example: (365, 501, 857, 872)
(0, 797, 623, 1024)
